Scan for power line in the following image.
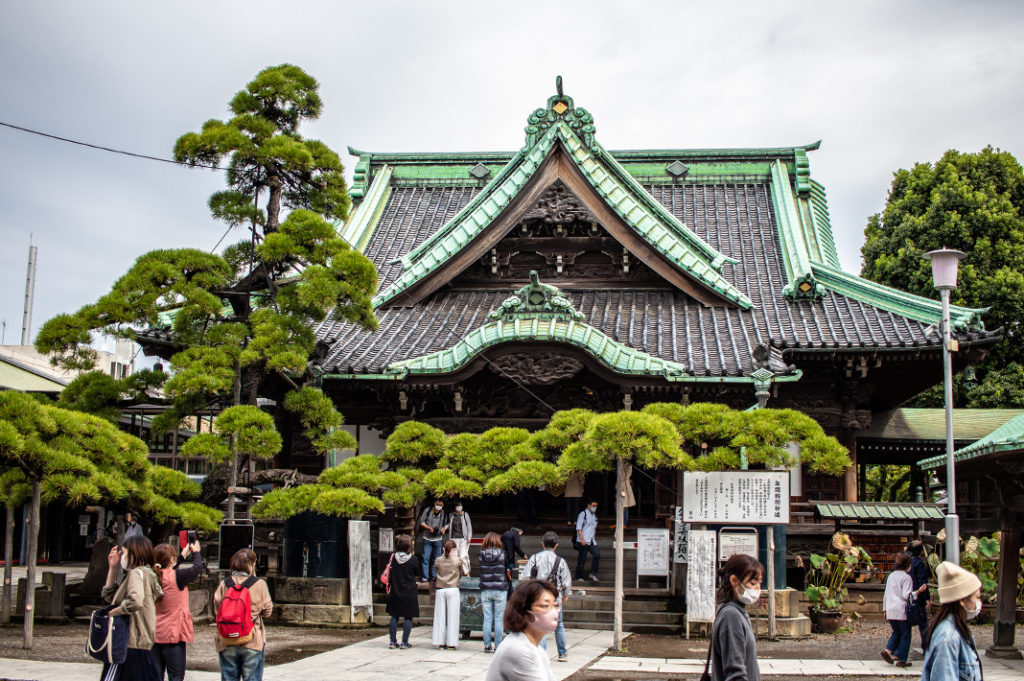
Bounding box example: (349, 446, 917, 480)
(0, 120, 228, 170)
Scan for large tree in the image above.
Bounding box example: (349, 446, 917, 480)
(0, 392, 218, 648)
(861, 146, 1024, 406)
(35, 65, 378, 520)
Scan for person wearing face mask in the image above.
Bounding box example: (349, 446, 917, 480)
(880, 552, 914, 667)
(574, 501, 600, 581)
(102, 535, 164, 681)
(152, 539, 205, 681)
(920, 561, 983, 681)
(484, 579, 559, 681)
(448, 501, 473, 577)
(214, 549, 273, 681)
(419, 499, 449, 582)
(710, 553, 764, 681)
(123, 511, 145, 545)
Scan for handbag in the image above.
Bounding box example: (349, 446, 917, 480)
(904, 593, 919, 625)
(380, 553, 394, 594)
(87, 605, 130, 665)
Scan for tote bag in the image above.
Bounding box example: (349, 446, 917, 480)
(87, 605, 130, 665)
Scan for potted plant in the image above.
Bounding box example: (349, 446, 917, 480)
(804, 533, 873, 633)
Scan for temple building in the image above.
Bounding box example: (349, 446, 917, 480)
(296, 80, 998, 510)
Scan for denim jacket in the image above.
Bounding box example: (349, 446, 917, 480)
(921, 617, 982, 681)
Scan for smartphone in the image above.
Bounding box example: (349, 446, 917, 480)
(178, 530, 197, 549)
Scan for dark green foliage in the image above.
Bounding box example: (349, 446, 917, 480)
(283, 386, 356, 454)
(382, 421, 447, 464)
(56, 372, 122, 422)
(861, 147, 1024, 406)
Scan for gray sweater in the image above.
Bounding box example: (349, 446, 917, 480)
(711, 599, 760, 681)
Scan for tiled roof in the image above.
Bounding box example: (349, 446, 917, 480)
(859, 408, 1024, 442)
(318, 181, 994, 376)
(918, 412, 1024, 470)
(814, 501, 944, 521)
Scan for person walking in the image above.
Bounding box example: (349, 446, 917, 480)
(501, 525, 528, 577)
(907, 540, 931, 650)
(574, 500, 600, 581)
(710, 553, 764, 681)
(449, 502, 473, 577)
(152, 538, 205, 681)
(214, 549, 273, 681)
(386, 534, 420, 649)
(101, 535, 164, 681)
(920, 561, 983, 681)
(880, 552, 914, 668)
(419, 499, 448, 582)
(479, 532, 510, 653)
(523, 531, 572, 662)
(484, 579, 559, 681)
(432, 540, 462, 649)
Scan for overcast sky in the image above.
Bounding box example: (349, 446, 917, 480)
(2, 1, 1022, 350)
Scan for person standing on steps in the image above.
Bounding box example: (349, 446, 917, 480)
(920, 562, 983, 681)
(564, 473, 583, 527)
(523, 531, 572, 662)
(448, 501, 473, 577)
(575, 500, 600, 582)
(881, 552, 914, 668)
(710, 553, 764, 681)
(419, 498, 449, 582)
(478, 532, 510, 653)
(386, 534, 420, 649)
(502, 525, 528, 578)
(907, 540, 931, 651)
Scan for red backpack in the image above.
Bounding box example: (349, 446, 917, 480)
(217, 575, 258, 645)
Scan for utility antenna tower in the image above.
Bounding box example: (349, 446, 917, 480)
(22, 237, 38, 345)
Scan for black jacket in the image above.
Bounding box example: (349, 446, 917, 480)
(501, 529, 525, 565)
(478, 548, 508, 591)
(711, 599, 760, 681)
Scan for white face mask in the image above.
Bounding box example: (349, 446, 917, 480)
(530, 607, 560, 634)
(434, 505, 443, 512)
(964, 597, 982, 620)
(120, 554, 129, 571)
(589, 506, 597, 514)
(737, 586, 761, 605)
(455, 506, 463, 513)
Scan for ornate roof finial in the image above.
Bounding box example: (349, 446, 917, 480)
(556, 75, 563, 97)
(524, 77, 596, 151)
(488, 270, 585, 322)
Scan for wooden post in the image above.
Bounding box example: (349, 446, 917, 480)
(23, 479, 40, 649)
(613, 456, 625, 651)
(986, 516, 1023, 659)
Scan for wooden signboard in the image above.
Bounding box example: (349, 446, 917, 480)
(635, 528, 670, 587)
(682, 471, 790, 524)
(348, 520, 373, 619)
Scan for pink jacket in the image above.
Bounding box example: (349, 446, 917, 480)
(155, 567, 194, 643)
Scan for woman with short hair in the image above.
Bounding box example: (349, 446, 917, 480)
(920, 562, 983, 681)
(432, 539, 462, 649)
(478, 531, 510, 653)
(710, 553, 764, 681)
(484, 579, 558, 681)
(386, 534, 420, 649)
(102, 534, 164, 681)
(880, 552, 914, 667)
(213, 548, 273, 680)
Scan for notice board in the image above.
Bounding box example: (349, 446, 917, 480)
(686, 529, 718, 623)
(682, 471, 790, 524)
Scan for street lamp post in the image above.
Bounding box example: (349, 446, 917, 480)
(923, 248, 967, 565)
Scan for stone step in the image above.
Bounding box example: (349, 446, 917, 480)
(370, 604, 683, 634)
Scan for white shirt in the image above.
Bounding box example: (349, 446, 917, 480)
(485, 631, 553, 681)
(883, 569, 913, 620)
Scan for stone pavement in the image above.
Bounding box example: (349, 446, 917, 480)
(589, 654, 1024, 680)
(0, 626, 615, 681)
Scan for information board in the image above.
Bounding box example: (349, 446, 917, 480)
(672, 506, 688, 564)
(719, 529, 758, 561)
(348, 520, 373, 617)
(686, 530, 717, 625)
(682, 471, 790, 524)
(636, 528, 670, 575)
(378, 528, 394, 553)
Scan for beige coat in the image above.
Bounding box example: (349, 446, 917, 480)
(624, 465, 636, 508)
(213, 574, 273, 652)
(434, 555, 462, 589)
(565, 473, 584, 498)
(101, 566, 164, 650)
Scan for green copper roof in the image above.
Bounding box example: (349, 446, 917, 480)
(815, 501, 944, 521)
(770, 160, 821, 301)
(918, 412, 1024, 470)
(339, 164, 392, 251)
(860, 408, 1024, 442)
(810, 263, 987, 331)
(373, 88, 752, 310)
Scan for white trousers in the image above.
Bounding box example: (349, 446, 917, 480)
(453, 538, 471, 575)
(432, 587, 461, 647)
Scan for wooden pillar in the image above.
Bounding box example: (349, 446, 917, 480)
(987, 515, 1023, 659)
(842, 431, 858, 502)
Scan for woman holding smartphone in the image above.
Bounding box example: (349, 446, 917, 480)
(152, 535, 205, 681)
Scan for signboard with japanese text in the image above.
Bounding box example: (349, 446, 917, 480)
(378, 528, 394, 553)
(672, 506, 688, 563)
(686, 530, 717, 623)
(636, 528, 670, 577)
(719, 529, 758, 562)
(682, 471, 790, 524)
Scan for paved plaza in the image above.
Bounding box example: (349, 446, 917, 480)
(2, 625, 1023, 680)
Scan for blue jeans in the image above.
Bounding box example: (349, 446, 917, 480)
(481, 589, 506, 649)
(575, 542, 600, 578)
(389, 615, 413, 645)
(422, 539, 442, 579)
(886, 619, 911, 663)
(218, 646, 264, 681)
(539, 608, 567, 657)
